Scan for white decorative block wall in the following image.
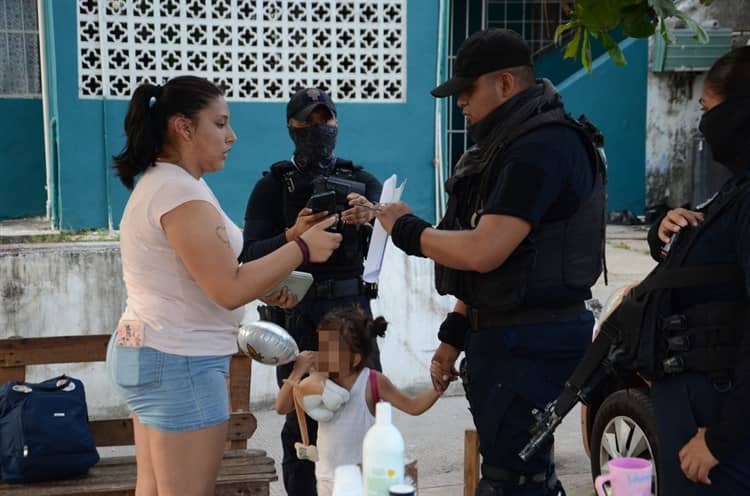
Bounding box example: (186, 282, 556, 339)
(77, 0, 406, 102)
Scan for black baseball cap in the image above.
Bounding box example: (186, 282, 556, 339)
(286, 87, 337, 121)
(431, 29, 533, 98)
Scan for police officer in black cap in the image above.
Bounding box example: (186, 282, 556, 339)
(641, 46, 750, 495)
(377, 29, 606, 495)
(240, 87, 382, 495)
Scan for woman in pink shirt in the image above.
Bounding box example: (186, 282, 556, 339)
(106, 76, 341, 496)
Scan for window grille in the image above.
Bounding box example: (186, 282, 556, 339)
(77, 0, 407, 102)
(0, 0, 42, 97)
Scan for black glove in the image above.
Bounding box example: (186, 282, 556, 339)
(438, 312, 470, 351)
(391, 214, 430, 257)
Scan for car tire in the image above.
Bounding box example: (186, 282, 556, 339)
(589, 388, 660, 495)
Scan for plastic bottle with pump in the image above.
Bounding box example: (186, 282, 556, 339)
(362, 402, 405, 496)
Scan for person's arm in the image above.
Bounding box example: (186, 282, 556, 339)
(420, 214, 531, 272)
(240, 176, 289, 263)
(242, 175, 330, 263)
(162, 200, 340, 310)
(375, 372, 442, 416)
(276, 351, 318, 414)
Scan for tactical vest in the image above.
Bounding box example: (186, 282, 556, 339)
(270, 159, 371, 277)
(604, 177, 750, 381)
(434, 112, 607, 313)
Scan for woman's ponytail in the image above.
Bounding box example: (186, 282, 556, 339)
(113, 83, 163, 189)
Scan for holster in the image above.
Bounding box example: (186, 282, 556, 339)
(257, 305, 289, 327)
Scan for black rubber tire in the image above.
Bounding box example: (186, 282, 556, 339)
(589, 388, 660, 495)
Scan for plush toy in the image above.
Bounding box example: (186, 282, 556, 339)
(290, 372, 350, 462)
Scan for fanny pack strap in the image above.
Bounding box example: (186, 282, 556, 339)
(369, 369, 380, 404)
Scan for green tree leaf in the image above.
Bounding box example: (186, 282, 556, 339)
(563, 27, 583, 60)
(582, 29, 593, 71)
(601, 31, 628, 65)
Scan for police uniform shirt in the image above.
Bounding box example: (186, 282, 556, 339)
(480, 124, 595, 306)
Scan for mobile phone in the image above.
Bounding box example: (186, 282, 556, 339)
(306, 191, 337, 214)
(264, 271, 314, 300)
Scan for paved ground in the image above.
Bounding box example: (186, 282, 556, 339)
(250, 226, 657, 496)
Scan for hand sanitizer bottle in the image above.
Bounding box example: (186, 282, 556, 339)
(362, 402, 405, 496)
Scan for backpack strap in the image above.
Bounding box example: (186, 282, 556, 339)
(369, 368, 379, 404)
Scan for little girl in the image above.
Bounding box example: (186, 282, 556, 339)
(275, 307, 442, 496)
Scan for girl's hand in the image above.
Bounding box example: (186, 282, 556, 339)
(292, 351, 318, 376)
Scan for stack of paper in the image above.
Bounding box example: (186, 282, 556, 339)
(363, 174, 407, 283)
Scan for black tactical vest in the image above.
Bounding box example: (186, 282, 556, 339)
(270, 159, 371, 277)
(434, 113, 607, 311)
(604, 177, 750, 380)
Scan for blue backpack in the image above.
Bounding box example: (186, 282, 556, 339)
(0, 375, 100, 482)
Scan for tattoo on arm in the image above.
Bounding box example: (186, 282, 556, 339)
(216, 225, 230, 247)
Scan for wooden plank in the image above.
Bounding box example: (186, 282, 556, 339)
(0, 454, 276, 496)
(0, 366, 25, 384)
(90, 413, 257, 446)
(464, 429, 480, 496)
(227, 353, 252, 449)
(0, 335, 110, 367)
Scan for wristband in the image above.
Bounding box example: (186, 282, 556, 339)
(437, 312, 469, 351)
(293, 237, 311, 265)
(391, 214, 430, 257)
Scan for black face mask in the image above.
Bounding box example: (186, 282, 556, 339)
(699, 98, 750, 175)
(289, 124, 338, 172)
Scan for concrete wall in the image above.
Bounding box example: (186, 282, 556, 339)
(40, 0, 440, 230)
(0, 243, 453, 418)
(0, 98, 46, 220)
(645, 0, 750, 209)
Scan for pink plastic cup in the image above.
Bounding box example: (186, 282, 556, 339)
(595, 457, 652, 496)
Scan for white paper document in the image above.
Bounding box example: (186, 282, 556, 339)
(363, 174, 407, 283)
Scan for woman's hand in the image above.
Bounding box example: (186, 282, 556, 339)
(299, 216, 342, 263)
(260, 287, 298, 309)
(658, 208, 705, 243)
(341, 193, 376, 225)
(679, 428, 718, 484)
(287, 208, 330, 240)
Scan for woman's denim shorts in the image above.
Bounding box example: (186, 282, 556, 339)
(106, 333, 232, 432)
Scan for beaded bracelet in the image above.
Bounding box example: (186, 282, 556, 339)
(293, 237, 311, 265)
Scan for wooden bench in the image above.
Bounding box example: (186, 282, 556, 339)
(0, 334, 277, 496)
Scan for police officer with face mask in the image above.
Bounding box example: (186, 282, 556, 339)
(240, 87, 382, 496)
(377, 29, 606, 496)
(642, 46, 750, 495)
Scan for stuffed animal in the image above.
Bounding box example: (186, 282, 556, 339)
(290, 372, 350, 462)
(297, 372, 350, 422)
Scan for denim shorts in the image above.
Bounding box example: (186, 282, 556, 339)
(106, 333, 232, 432)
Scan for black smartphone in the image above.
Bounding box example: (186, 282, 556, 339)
(306, 190, 337, 213)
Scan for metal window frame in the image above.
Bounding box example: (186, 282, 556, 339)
(0, 0, 42, 98)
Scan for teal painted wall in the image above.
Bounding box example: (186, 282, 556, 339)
(49, 0, 439, 230)
(0, 98, 45, 220)
(558, 38, 648, 214)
